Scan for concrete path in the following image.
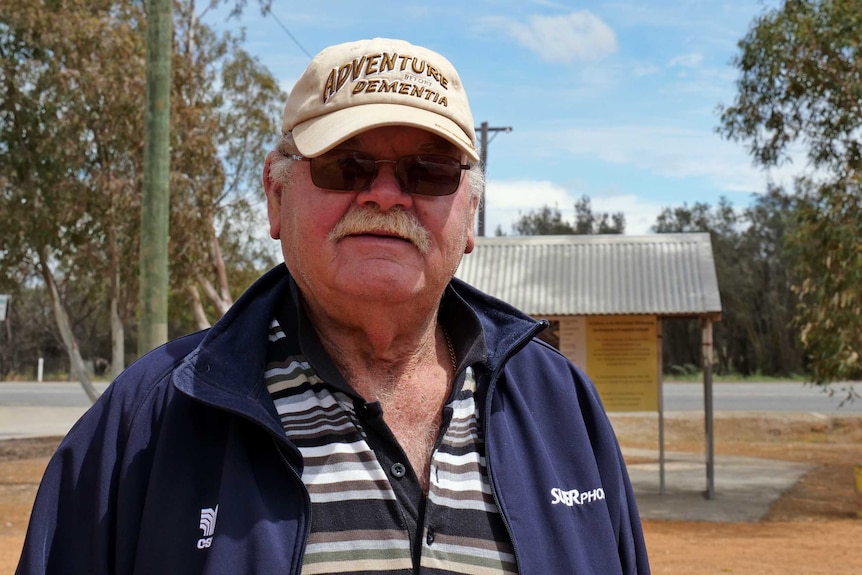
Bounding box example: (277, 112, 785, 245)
(0, 405, 89, 441)
(623, 447, 811, 522)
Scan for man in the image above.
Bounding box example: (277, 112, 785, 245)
(17, 38, 649, 574)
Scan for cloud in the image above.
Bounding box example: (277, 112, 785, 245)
(588, 193, 665, 235)
(668, 52, 704, 68)
(482, 11, 618, 64)
(482, 179, 573, 235)
(632, 63, 662, 77)
(538, 123, 802, 194)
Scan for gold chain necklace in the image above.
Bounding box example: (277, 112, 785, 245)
(442, 327, 457, 373)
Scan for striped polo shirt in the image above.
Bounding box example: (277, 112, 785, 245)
(265, 289, 517, 574)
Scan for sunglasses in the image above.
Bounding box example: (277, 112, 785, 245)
(289, 151, 472, 196)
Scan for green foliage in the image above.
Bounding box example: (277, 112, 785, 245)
(0, 0, 145, 347)
(510, 205, 577, 235)
(718, 0, 862, 174)
(719, 0, 862, 385)
(791, 177, 862, 383)
(663, 371, 809, 383)
(509, 195, 625, 235)
(0, 0, 286, 375)
(653, 191, 804, 377)
(666, 363, 700, 377)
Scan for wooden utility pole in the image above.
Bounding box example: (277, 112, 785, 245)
(475, 121, 512, 237)
(139, 0, 172, 355)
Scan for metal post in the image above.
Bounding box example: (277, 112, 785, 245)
(478, 122, 488, 237)
(658, 318, 665, 495)
(0, 294, 9, 382)
(703, 316, 715, 499)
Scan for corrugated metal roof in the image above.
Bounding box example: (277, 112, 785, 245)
(455, 233, 721, 316)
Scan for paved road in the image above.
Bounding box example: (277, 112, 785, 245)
(0, 380, 859, 412)
(0, 381, 854, 524)
(0, 382, 110, 407)
(661, 381, 861, 413)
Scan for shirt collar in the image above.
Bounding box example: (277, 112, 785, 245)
(274, 276, 488, 398)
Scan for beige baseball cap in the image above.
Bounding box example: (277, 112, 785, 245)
(282, 38, 479, 162)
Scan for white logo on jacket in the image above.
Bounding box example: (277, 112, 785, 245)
(551, 487, 605, 506)
(197, 505, 218, 549)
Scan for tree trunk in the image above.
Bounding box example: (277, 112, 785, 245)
(209, 221, 233, 312)
(187, 284, 211, 330)
(197, 223, 233, 317)
(110, 289, 125, 379)
(38, 255, 100, 404)
(108, 224, 125, 379)
(197, 276, 232, 317)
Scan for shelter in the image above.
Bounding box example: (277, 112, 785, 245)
(456, 233, 723, 497)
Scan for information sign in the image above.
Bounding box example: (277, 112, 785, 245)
(585, 315, 659, 412)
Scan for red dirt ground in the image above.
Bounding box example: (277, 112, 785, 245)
(2, 413, 861, 574)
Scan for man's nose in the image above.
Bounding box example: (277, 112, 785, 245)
(356, 160, 413, 211)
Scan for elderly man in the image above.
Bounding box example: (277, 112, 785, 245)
(17, 38, 649, 574)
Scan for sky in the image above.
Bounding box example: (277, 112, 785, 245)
(207, 0, 794, 235)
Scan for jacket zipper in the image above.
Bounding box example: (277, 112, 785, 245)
(483, 320, 549, 574)
(272, 435, 313, 575)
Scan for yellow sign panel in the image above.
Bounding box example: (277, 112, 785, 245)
(585, 315, 658, 412)
(558, 316, 586, 368)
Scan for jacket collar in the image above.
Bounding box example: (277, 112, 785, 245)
(171, 265, 292, 438)
(171, 265, 543, 431)
(447, 276, 543, 371)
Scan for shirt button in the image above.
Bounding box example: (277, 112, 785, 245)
(426, 528, 435, 545)
(390, 463, 406, 478)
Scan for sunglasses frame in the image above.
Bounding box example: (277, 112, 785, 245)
(288, 151, 472, 196)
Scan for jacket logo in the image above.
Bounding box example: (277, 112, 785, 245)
(551, 487, 605, 507)
(197, 505, 218, 549)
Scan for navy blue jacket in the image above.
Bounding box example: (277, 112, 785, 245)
(16, 265, 650, 574)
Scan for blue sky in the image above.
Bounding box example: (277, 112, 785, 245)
(208, 0, 794, 235)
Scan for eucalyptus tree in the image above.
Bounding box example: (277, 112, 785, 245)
(506, 195, 626, 236)
(718, 0, 862, 387)
(652, 193, 803, 378)
(573, 195, 626, 234)
(169, 6, 284, 331)
(739, 187, 803, 377)
(0, 0, 145, 398)
(653, 200, 750, 375)
(1, 0, 284, 398)
(140, 0, 275, 348)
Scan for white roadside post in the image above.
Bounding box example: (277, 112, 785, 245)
(0, 294, 8, 381)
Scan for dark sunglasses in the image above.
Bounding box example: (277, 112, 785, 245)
(289, 151, 472, 196)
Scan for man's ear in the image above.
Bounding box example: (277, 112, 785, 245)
(262, 153, 282, 240)
(465, 193, 479, 254)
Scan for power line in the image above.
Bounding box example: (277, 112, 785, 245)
(268, 11, 313, 59)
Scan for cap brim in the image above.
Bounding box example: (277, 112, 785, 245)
(291, 103, 480, 162)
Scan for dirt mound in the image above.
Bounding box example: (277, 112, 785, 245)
(0, 437, 62, 462)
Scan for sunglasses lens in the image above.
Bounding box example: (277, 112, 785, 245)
(306, 152, 466, 195)
(399, 155, 463, 196)
(309, 152, 375, 191)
